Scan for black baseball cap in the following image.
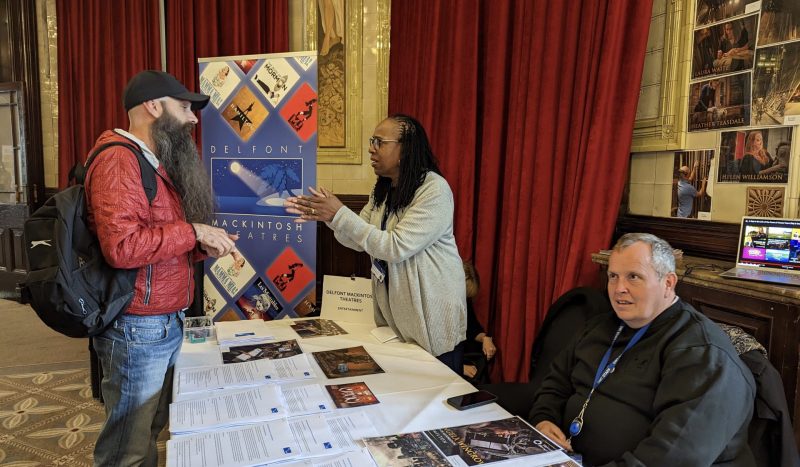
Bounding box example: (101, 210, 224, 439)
(123, 70, 210, 111)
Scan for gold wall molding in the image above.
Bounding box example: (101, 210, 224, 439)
(305, 0, 363, 165)
(376, 0, 390, 120)
(35, 0, 58, 188)
(632, 0, 690, 152)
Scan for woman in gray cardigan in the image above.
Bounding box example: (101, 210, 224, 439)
(286, 114, 468, 372)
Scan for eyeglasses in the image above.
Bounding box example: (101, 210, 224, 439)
(369, 136, 399, 150)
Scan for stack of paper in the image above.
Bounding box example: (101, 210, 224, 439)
(166, 412, 379, 467)
(281, 383, 334, 417)
(175, 354, 316, 396)
(167, 419, 300, 467)
(215, 320, 275, 346)
(169, 385, 287, 435)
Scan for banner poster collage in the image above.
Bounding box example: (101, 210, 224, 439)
(689, 1, 799, 189)
(199, 52, 319, 322)
(691, 0, 800, 129)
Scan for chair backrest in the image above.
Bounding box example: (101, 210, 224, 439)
(528, 287, 612, 391)
(718, 324, 799, 467)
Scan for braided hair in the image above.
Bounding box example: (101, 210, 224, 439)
(372, 114, 442, 215)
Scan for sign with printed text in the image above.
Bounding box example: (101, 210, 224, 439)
(201, 51, 318, 322)
(320, 275, 375, 326)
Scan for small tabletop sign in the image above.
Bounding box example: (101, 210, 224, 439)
(321, 275, 375, 326)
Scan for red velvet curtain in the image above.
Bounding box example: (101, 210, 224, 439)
(165, 0, 289, 97)
(389, 0, 653, 382)
(56, 0, 162, 188)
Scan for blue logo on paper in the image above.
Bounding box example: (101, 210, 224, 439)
(271, 408, 278, 413)
(265, 375, 272, 379)
(283, 447, 292, 454)
(324, 442, 332, 449)
(304, 371, 310, 376)
(319, 404, 326, 409)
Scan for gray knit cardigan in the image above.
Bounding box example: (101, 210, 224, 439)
(329, 172, 467, 356)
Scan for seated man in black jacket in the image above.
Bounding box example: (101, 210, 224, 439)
(529, 233, 756, 466)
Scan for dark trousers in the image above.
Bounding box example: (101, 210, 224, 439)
(436, 340, 466, 374)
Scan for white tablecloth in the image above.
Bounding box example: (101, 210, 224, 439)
(175, 319, 512, 436)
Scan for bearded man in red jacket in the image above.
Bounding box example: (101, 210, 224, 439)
(85, 70, 239, 467)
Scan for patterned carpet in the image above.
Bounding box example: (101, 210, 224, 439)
(0, 368, 166, 466)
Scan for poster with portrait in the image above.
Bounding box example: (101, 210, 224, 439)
(199, 62, 242, 109)
(691, 14, 757, 79)
(200, 52, 318, 322)
(695, 0, 760, 26)
(688, 73, 751, 131)
(758, 1, 800, 46)
(716, 126, 793, 183)
(671, 150, 714, 219)
(751, 41, 800, 126)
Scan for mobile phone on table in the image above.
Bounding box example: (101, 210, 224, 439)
(446, 390, 498, 410)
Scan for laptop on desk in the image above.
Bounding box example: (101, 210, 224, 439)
(719, 217, 800, 286)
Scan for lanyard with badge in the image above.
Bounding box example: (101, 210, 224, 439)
(370, 191, 392, 284)
(568, 321, 651, 440)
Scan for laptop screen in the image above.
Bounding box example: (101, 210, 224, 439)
(736, 217, 800, 271)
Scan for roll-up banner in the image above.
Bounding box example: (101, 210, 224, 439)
(198, 52, 318, 322)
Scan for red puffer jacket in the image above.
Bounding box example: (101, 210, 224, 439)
(85, 130, 200, 315)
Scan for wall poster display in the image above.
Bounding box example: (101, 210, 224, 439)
(717, 126, 793, 183)
(692, 14, 758, 79)
(688, 73, 751, 131)
(671, 150, 714, 219)
(758, 0, 800, 47)
(751, 41, 800, 126)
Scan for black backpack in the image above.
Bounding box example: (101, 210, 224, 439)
(21, 141, 157, 338)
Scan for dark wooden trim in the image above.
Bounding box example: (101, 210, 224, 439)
(615, 214, 740, 261)
(7, 0, 44, 209)
(44, 186, 58, 201)
(338, 194, 371, 211)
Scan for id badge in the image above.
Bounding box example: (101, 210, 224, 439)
(371, 259, 386, 283)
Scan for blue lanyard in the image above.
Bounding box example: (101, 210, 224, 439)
(569, 321, 651, 439)
(592, 322, 650, 389)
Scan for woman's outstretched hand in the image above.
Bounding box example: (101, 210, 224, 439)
(285, 186, 344, 223)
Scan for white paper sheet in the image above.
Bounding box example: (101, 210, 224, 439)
(322, 411, 379, 451)
(282, 384, 333, 416)
(289, 415, 342, 458)
(216, 320, 275, 346)
(176, 355, 316, 396)
(369, 327, 397, 343)
(166, 419, 300, 467)
(169, 385, 286, 435)
(275, 448, 378, 467)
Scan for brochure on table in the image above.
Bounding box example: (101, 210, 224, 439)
(363, 416, 576, 467)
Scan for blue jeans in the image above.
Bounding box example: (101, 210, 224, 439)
(93, 311, 184, 467)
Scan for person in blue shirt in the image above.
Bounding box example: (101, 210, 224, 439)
(676, 163, 707, 218)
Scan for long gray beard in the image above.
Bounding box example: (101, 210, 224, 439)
(152, 113, 214, 223)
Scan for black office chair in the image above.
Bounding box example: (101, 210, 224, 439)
(717, 324, 800, 467)
(479, 286, 612, 417)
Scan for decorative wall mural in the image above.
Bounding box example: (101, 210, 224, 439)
(746, 186, 785, 217)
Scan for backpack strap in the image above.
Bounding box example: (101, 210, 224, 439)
(75, 141, 158, 205)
